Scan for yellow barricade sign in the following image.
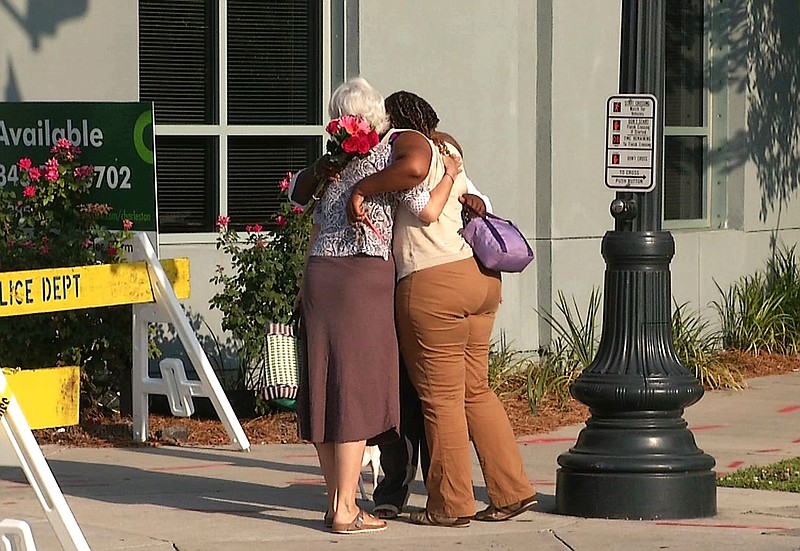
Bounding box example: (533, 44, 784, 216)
(0, 382, 10, 420)
(0, 259, 190, 317)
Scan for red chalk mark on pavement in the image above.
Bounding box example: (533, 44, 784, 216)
(687, 424, 730, 431)
(778, 405, 800, 414)
(518, 437, 576, 445)
(755, 448, 782, 453)
(726, 461, 745, 469)
(150, 462, 234, 472)
(655, 520, 789, 531)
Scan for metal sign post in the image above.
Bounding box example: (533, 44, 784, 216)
(555, 0, 716, 520)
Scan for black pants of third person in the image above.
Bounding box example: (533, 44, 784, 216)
(373, 359, 430, 510)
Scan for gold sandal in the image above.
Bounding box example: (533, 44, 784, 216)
(331, 508, 387, 534)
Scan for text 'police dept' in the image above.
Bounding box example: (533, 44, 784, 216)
(0, 274, 81, 306)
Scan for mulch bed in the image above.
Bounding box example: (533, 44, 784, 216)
(31, 351, 800, 448)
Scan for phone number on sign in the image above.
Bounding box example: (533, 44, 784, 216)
(0, 164, 132, 189)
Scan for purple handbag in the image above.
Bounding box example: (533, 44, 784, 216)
(460, 212, 534, 273)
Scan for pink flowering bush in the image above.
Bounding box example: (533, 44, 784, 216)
(0, 139, 134, 410)
(210, 171, 312, 370)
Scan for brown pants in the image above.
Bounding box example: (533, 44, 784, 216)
(396, 257, 533, 518)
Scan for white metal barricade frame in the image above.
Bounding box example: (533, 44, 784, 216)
(130, 233, 250, 451)
(0, 373, 89, 551)
(0, 232, 251, 550)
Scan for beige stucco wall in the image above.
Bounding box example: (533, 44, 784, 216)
(2, 0, 799, 355)
(0, 0, 137, 102)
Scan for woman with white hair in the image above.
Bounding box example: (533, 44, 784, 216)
(291, 77, 460, 534)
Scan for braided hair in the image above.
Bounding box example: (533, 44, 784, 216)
(385, 91, 449, 155)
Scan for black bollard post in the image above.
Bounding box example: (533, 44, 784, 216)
(554, 0, 717, 519)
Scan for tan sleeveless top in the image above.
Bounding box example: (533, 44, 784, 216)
(388, 130, 473, 281)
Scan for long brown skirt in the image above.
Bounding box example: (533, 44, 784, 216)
(297, 255, 400, 445)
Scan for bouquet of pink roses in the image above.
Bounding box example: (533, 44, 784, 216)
(302, 115, 380, 218)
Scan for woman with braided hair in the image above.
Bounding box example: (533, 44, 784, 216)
(349, 90, 536, 528)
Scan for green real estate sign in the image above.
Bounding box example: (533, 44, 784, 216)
(0, 102, 157, 232)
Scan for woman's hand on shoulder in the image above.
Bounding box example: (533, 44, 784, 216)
(443, 154, 463, 181)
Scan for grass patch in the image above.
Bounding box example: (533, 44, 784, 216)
(717, 458, 800, 492)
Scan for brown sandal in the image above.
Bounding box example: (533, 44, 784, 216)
(331, 508, 387, 534)
(473, 494, 538, 522)
(408, 510, 470, 528)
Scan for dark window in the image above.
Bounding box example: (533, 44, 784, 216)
(227, 0, 322, 125)
(138, 0, 323, 234)
(227, 136, 321, 229)
(139, 0, 217, 125)
(664, 0, 706, 222)
(155, 136, 218, 233)
(664, 136, 704, 220)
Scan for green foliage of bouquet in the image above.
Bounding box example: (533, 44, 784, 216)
(0, 139, 133, 410)
(210, 172, 311, 372)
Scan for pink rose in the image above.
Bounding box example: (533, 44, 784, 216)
(252, 223, 263, 233)
(17, 158, 32, 171)
(74, 165, 94, 179)
(367, 131, 379, 147)
(339, 115, 363, 136)
(44, 158, 59, 182)
(326, 119, 341, 134)
(22, 185, 35, 198)
(276, 215, 287, 229)
(280, 177, 291, 192)
(292, 205, 304, 214)
(28, 167, 41, 181)
(108, 246, 118, 257)
(342, 134, 371, 155)
(216, 215, 230, 230)
(123, 219, 133, 231)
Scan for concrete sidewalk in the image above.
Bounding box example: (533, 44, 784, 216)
(2, 373, 800, 550)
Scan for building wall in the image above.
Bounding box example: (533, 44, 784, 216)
(2, 0, 800, 355)
(0, 0, 138, 102)
(359, 0, 544, 348)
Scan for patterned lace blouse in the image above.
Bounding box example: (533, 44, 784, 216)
(310, 143, 430, 260)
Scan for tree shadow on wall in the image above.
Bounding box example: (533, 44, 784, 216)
(665, 1, 800, 239)
(721, 1, 800, 229)
(1, 0, 89, 101)
(0, 0, 88, 50)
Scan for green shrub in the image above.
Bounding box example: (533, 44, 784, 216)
(488, 332, 533, 398)
(530, 288, 601, 413)
(0, 141, 132, 410)
(713, 244, 800, 355)
(209, 172, 311, 376)
(672, 301, 743, 390)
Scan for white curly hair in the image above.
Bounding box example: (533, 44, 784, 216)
(328, 77, 390, 134)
